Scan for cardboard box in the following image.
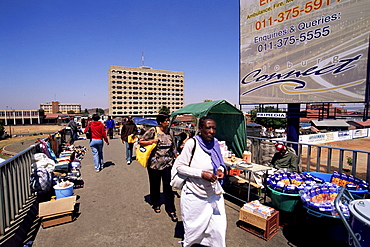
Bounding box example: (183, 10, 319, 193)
(39, 196, 76, 228)
(238, 208, 279, 241)
(41, 212, 74, 228)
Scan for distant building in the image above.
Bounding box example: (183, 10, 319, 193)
(0, 109, 41, 125)
(108, 66, 184, 117)
(40, 101, 81, 114)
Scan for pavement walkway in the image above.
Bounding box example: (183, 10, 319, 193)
(30, 137, 310, 247)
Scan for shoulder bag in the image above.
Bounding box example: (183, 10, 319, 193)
(85, 124, 92, 139)
(170, 138, 196, 190)
(136, 127, 157, 168)
(128, 134, 137, 143)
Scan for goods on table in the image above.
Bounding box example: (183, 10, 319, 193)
(331, 171, 368, 191)
(267, 171, 369, 217)
(299, 183, 350, 217)
(55, 181, 73, 188)
(243, 200, 275, 218)
(267, 172, 368, 195)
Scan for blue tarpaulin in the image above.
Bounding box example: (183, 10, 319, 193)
(133, 117, 157, 126)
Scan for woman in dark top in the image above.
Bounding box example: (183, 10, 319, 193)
(139, 114, 178, 222)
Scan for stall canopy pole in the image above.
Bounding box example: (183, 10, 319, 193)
(287, 103, 300, 154)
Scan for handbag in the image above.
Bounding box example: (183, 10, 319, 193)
(170, 138, 196, 190)
(85, 125, 92, 139)
(136, 127, 157, 168)
(128, 134, 137, 143)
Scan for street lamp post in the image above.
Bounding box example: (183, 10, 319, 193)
(10, 108, 13, 138)
(6, 106, 12, 138)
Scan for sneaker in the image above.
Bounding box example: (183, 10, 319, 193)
(127, 160, 131, 165)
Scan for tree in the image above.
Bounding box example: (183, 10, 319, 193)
(249, 106, 287, 129)
(0, 120, 4, 138)
(67, 110, 75, 114)
(95, 108, 105, 115)
(158, 106, 170, 115)
(204, 99, 212, 102)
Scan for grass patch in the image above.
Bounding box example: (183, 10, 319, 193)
(0, 134, 50, 160)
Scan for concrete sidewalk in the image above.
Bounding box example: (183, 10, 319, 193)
(32, 137, 291, 247)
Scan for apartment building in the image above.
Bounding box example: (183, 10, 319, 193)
(40, 101, 81, 114)
(0, 109, 41, 125)
(108, 66, 184, 117)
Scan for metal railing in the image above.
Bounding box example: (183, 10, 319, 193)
(247, 136, 370, 184)
(0, 144, 37, 236)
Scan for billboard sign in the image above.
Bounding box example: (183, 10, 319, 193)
(240, 0, 370, 104)
(257, 112, 286, 118)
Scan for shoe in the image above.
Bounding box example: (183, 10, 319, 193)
(168, 212, 178, 222)
(127, 160, 131, 165)
(153, 206, 161, 213)
(95, 170, 100, 173)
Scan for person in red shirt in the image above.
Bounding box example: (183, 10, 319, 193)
(85, 114, 109, 172)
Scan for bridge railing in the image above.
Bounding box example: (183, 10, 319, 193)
(0, 128, 66, 239)
(0, 144, 37, 236)
(247, 136, 370, 183)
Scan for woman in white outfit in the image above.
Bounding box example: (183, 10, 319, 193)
(174, 116, 227, 247)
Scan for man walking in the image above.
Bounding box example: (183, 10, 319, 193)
(105, 116, 115, 139)
(68, 116, 78, 144)
(120, 116, 138, 165)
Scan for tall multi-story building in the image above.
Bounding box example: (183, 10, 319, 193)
(108, 66, 184, 117)
(40, 101, 81, 114)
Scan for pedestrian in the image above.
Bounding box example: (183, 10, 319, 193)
(138, 114, 178, 222)
(172, 116, 227, 246)
(85, 114, 109, 172)
(120, 116, 138, 165)
(68, 116, 78, 144)
(81, 118, 86, 128)
(105, 116, 115, 139)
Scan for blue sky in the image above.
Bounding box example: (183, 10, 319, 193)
(0, 0, 240, 110)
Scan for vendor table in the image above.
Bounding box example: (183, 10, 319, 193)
(223, 157, 272, 202)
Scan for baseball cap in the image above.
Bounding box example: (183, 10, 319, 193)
(275, 143, 287, 152)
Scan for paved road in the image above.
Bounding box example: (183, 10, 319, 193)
(31, 137, 301, 247)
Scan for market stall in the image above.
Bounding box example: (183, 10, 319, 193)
(170, 100, 246, 157)
(31, 130, 86, 228)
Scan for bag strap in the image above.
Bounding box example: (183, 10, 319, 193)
(153, 127, 158, 139)
(188, 137, 196, 167)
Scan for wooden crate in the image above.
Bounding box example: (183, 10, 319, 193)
(238, 209, 279, 241)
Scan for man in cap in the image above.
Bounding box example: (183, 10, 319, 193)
(271, 143, 298, 172)
(252, 142, 298, 187)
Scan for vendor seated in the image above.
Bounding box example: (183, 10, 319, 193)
(253, 143, 298, 187)
(270, 143, 298, 172)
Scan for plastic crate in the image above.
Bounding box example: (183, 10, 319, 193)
(228, 168, 242, 176)
(237, 210, 279, 241)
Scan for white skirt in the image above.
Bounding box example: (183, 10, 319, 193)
(180, 187, 227, 247)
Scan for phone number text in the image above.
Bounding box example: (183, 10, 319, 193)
(257, 26, 330, 52)
(255, 0, 340, 30)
